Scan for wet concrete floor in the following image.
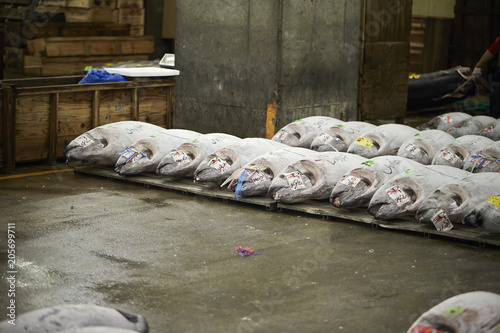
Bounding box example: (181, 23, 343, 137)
(1, 163, 500, 332)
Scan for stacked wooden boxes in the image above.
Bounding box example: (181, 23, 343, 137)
(2, 0, 151, 76)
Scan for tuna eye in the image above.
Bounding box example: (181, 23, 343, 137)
(403, 187, 416, 202)
(303, 172, 316, 185)
(372, 141, 381, 150)
(450, 193, 463, 207)
(361, 178, 371, 187)
(262, 167, 274, 177)
(99, 138, 108, 148)
(293, 132, 301, 139)
(142, 148, 153, 159)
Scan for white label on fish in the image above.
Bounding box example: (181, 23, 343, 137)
(386, 186, 411, 206)
(339, 175, 362, 187)
(123, 149, 143, 163)
(404, 143, 421, 156)
(439, 115, 452, 124)
(469, 155, 491, 168)
(480, 126, 493, 134)
(75, 135, 93, 147)
(317, 133, 334, 144)
(277, 131, 288, 141)
(247, 171, 266, 184)
(208, 157, 230, 173)
(285, 171, 306, 190)
(170, 151, 192, 165)
(440, 150, 460, 164)
(431, 209, 453, 231)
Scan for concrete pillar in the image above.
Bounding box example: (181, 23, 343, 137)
(175, 0, 362, 137)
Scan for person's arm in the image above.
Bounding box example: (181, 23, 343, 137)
(475, 50, 495, 69)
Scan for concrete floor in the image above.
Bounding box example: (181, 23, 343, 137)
(1, 163, 500, 333)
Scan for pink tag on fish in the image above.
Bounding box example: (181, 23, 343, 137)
(431, 209, 453, 231)
(439, 115, 452, 124)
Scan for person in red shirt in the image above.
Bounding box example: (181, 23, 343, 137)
(472, 36, 500, 80)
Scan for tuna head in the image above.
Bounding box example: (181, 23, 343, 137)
(415, 184, 470, 225)
(157, 142, 199, 177)
(310, 128, 346, 152)
(267, 161, 320, 204)
(463, 196, 500, 232)
(329, 168, 379, 208)
(397, 138, 437, 165)
(64, 128, 116, 166)
(194, 148, 239, 184)
(114, 140, 156, 175)
(431, 144, 470, 169)
(367, 177, 424, 220)
(225, 166, 274, 198)
(272, 123, 309, 147)
(463, 145, 500, 173)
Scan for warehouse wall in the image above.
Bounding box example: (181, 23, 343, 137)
(412, 0, 455, 18)
(174, 0, 361, 137)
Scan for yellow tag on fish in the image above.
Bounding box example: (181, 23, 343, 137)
(444, 306, 466, 317)
(355, 137, 373, 148)
(487, 195, 500, 207)
(409, 73, 420, 79)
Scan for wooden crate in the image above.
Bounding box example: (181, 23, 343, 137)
(4, 47, 26, 73)
(64, 7, 118, 22)
(117, 0, 142, 8)
(0, 76, 176, 172)
(66, 0, 116, 9)
(27, 36, 154, 57)
(23, 54, 148, 76)
(118, 8, 144, 25)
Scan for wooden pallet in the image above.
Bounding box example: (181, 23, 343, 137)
(73, 166, 500, 248)
(27, 36, 154, 57)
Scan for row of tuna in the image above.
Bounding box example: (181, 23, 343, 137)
(2, 291, 499, 332)
(64, 115, 500, 233)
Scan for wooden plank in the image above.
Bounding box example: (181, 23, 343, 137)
(118, 8, 144, 24)
(71, 166, 500, 247)
(73, 166, 278, 210)
(64, 7, 118, 23)
(24, 54, 148, 76)
(98, 89, 132, 124)
(363, 0, 413, 43)
(92, 90, 100, 128)
(27, 36, 154, 57)
(116, 0, 142, 8)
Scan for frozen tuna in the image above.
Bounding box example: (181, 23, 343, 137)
(416, 112, 472, 131)
(114, 129, 201, 175)
(272, 116, 344, 148)
(431, 135, 495, 169)
(463, 141, 500, 173)
(397, 130, 455, 165)
(445, 115, 497, 138)
(367, 165, 471, 220)
(223, 147, 320, 199)
(310, 121, 377, 152)
(416, 172, 500, 230)
(330, 156, 425, 209)
(478, 119, 500, 140)
(347, 124, 420, 158)
(64, 121, 166, 166)
(157, 133, 241, 177)
(268, 152, 367, 204)
(407, 291, 500, 333)
(463, 195, 500, 232)
(194, 138, 288, 184)
(0, 304, 149, 333)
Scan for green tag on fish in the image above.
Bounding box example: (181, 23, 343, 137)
(444, 306, 466, 317)
(405, 169, 417, 174)
(336, 124, 344, 128)
(150, 133, 158, 138)
(191, 138, 198, 143)
(362, 160, 375, 166)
